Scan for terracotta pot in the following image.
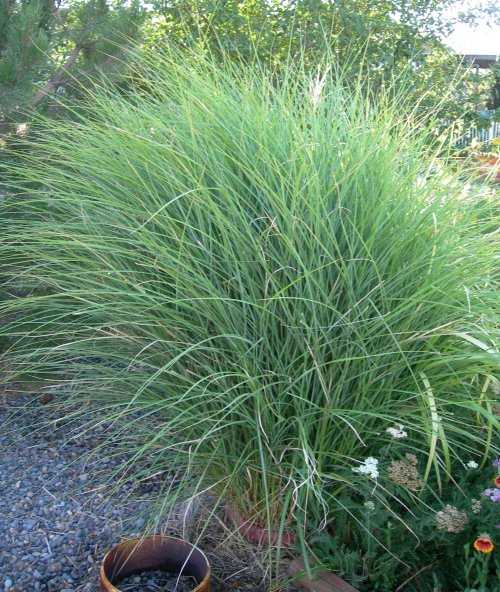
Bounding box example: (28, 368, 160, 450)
(100, 535, 211, 592)
(289, 558, 360, 592)
(225, 505, 296, 547)
(478, 164, 500, 183)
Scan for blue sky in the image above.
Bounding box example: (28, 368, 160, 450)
(442, 1, 499, 54)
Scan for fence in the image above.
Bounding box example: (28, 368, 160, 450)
(455, 120, 500, 148)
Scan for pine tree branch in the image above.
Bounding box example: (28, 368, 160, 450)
(31, 43, 82, 107)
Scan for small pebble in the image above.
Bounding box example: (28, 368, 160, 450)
(0, 395, 289, 591)
(0, 396, 160, 590)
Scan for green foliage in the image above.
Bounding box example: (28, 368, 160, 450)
(150, 0, 457, 62)
(312, 457, 500, 591)
(0, 0, 145, 120)
(62, 0, 145, 65)
(145, 0, 497, 128)
(488, 63, 500, 113)
(0, 51, 498, 579)
(0, 1, 52, 96)
(1, 0, 498, 131)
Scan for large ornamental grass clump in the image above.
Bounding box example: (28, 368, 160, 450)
(1, 51, 498, 575)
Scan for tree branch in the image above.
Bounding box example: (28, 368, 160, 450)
(31, 43, 83, 107)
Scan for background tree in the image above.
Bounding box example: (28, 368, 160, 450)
(147, 0, 497, 128)
(0, 1, 54, 112)
(1, 0, 498, 131)
(0, 0, 144, 120)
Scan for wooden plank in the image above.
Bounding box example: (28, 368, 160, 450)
(289, 559, 360, 592)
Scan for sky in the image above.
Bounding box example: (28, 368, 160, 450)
(442, 0, 499, 55)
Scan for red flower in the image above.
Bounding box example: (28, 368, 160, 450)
(494, 476, 500, 488)
(473, 534, 495, 554)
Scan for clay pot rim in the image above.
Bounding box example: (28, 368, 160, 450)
(225, 504, 296, 547)
(99, 534, 211, 592)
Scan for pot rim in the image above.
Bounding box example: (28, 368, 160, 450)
(99, 534, 211, 592)
(225, 504, 296, 547)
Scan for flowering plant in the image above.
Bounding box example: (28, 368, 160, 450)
(311, 454, 500, 591)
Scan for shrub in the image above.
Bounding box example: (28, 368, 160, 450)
(0, 50, 498, 579)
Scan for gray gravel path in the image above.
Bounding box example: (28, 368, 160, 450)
(0, 395, 159, 592)
(0, 394, 298, 592)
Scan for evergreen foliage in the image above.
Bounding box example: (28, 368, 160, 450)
(0, 0, 144, 120)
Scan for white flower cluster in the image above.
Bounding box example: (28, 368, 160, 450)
(466, 460, 479, 469)
(386, 424, 408, 439)
(352, 457, 379, 479)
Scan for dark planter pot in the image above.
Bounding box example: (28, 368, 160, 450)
(100, 535, 211, 592)
(225, 505, 296, 547)
(289, 558, 360, 592)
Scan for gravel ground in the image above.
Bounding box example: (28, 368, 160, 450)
(0, 394, 162, 592)
(0, 394, 299, 592)
(118, 571, 196, 591)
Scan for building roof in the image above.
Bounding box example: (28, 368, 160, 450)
(462, 54, 498, 68)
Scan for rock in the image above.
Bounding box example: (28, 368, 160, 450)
(23, 518, 36, 530)
(39, 393, 54, 405)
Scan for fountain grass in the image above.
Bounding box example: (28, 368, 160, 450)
(0, 49, 498, 580)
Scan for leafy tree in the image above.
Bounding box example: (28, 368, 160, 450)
(146, 1, 498, 129)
